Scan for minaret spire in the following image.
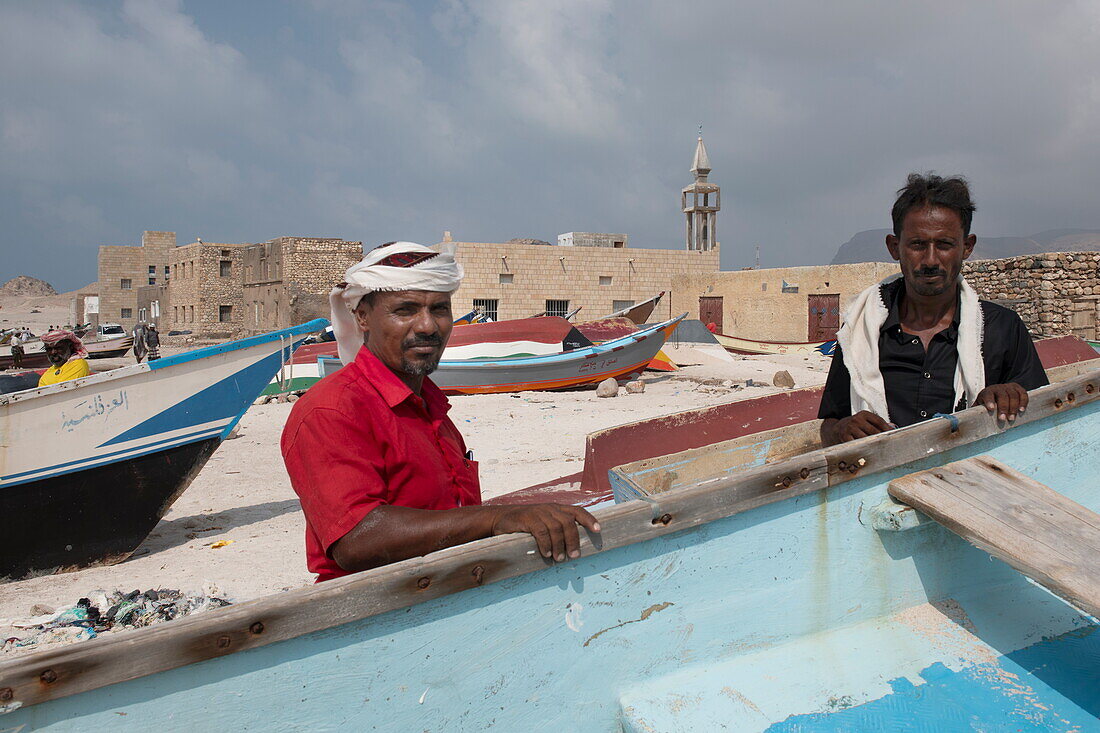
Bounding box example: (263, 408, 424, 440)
(682, 129, 720, 252)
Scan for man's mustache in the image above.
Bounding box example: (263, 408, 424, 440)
(914, 267, 947, 277)
(403, 335, 443, 349)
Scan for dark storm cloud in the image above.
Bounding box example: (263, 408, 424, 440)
(2, 0, 1099, 290)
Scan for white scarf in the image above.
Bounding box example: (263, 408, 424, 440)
(329, 242, 463, 365)
(836, 274, 985, 423)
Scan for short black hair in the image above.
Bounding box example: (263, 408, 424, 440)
(891, 173, 976, 236)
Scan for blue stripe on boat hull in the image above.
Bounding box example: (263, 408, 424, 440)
(99, 350, 285, 447)
(0, 438, 220, 581)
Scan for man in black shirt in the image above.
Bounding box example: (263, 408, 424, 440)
(819, 174, 1048, 445)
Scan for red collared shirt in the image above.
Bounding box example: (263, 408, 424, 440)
(281, 346, 481, 582)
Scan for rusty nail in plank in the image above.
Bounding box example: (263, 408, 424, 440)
(651, 513, 673, 526)
(417, 577, 431, 589)
(781, 476, 792, 488)
(838, 460, 848, 470)
(1067, 392, 1076, 402)
(1086, 383, 1095, 394)
(472, 565, 485, 585)
(0, 687, 12, 701)
(800, 467, 810, 479)
(216, 635, 231, 649)
(1055, 398, 1064, 408)
(40, 669, 58, 684)
(249, 622, 264, 635)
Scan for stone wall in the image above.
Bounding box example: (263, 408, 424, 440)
(166, 242, 249, 338)
(445, 241, 720, 323)
(671, 262, 900, 341)
(281, 237, 363, 328)
(964, 251, 1100, 338)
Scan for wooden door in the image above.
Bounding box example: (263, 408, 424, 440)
(1070, 298, 1098, 340)
(808, 294, 840, 341)
(699, 296, 723, 333)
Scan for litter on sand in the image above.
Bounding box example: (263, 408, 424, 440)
(209, 540, 235, 549)
(3, 585, 231, 652)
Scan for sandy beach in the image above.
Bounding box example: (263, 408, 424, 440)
(0, 293, 832, 645)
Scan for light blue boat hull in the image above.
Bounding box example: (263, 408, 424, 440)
(3, 379, 1100, 730)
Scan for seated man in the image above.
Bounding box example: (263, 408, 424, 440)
(819, 173, 1048, 445)
(38, 330, 91, 387)
(281, 242, 601, 582)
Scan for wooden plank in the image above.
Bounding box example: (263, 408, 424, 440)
(2, 367, 1099, 710)
(890, 455, 1100, 618)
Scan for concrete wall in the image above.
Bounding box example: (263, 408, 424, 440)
(445, 241, 720, 323)
(671, 262, 900, 341)
(964, 251, 1100, 338)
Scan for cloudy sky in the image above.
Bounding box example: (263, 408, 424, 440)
(3, 0, 1100, 292)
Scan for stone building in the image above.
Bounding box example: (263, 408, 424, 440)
(556, 232, 628, 248)
(441, 238, 719, 323)
(167, 241, 251, 338)
(441, 137, 722, 323)
(96, 231, 175, 326)
(964, 251, 1100, 340)
(166, 236, 362, 338)
(671, 262, 900, 341)
(240, 237, 363, 335)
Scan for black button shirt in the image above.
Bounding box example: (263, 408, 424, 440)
(819, 279, 1049, 428)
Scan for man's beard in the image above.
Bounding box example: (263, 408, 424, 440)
(907, 266, 953, 297)
(401, 335, 443, 376)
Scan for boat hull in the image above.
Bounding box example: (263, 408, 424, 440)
(715, 331, 835, 355)
(0, 320, 325, 580)
(85, 335, 134, 359)
(430, 316, 682, 394)
(2, 373, 1099, 730)
(0, 438, 218, 579)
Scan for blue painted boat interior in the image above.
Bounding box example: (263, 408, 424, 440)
(147, 318, 328, 370)
(7, 397, 1100, 731)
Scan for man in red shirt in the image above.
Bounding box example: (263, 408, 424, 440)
(282, 242, 600, 582)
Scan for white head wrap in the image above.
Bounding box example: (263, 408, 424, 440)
(328, 241, 463, 365)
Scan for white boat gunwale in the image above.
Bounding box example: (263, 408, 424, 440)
(1, 366, 1098, 710)
(0, 319, 327, 407)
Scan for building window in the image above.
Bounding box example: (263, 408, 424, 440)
(761, 282, 767, 292)
(499, 273, 514, 285)
(189, 305, 195, 322)
(148, 277, 156, 285)
(220, 260, 232, 277)
(612, 300, 635, 313)
(164, 265, 170, 277)
(219, 305, 233, 322)
(545, 299, 569, 318)
(473, 298, 499, 321)
(599, 276, 612, 286)
(120, 278, 132, 290)
(613, 240, 624, 248)
(121, 308, 133, 319)
(148, 266, 156, 275)
(220, 249, 230, 256)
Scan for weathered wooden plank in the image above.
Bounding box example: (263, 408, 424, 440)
(890, 455, 1100, 618)
(2, 368, 1098, 710)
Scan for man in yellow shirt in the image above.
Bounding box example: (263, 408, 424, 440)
(38, 330, 91, 387)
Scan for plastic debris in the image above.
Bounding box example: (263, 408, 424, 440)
(209, 540, 235, 549)
(3, 586, 231, 652)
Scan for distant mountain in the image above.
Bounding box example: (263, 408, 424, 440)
(0, 275, 57, 296)
(831, 228, 1100, 265)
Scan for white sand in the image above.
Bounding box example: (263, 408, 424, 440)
(0, 320, 831, 635)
